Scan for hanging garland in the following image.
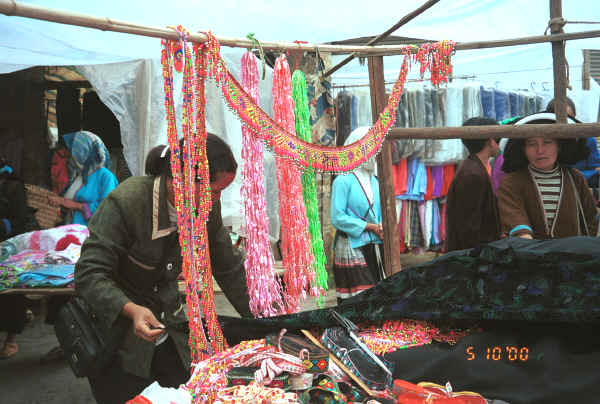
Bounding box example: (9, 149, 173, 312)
(199, 31, 454, 173)
(160, 28, 455, 364)
(291, 70, 328, 305)
(272, 54, 317, 313)
(240, 51, 285, 318)
(161, 26, 225, 364)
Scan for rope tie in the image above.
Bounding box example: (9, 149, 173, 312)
(545, 17, 567, 35)
(543, 18, 572, 90)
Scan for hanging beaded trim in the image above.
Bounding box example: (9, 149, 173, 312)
(358, 319, 476, 355)
(199, 31, 455, 173)
(161, 26, 225, 365)
(272, 54, 316, 313)
(240, 51, 285, 318)
(291, 70, 328, 305)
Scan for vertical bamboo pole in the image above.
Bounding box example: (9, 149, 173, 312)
(550, 0, 568, 123)
(368, 56, 401, 276)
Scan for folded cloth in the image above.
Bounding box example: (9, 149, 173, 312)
(126, 381, 191, 404)
(17, 264, 74, 287)
(393, 380, 486, 403)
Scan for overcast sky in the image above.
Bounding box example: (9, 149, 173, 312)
(3, 0, 600, 88)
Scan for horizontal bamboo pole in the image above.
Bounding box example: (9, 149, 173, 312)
(388, 123, 600, 140)
(1, 0, 600, 56)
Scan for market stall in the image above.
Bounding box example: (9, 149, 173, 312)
(2, 0, 600, 403)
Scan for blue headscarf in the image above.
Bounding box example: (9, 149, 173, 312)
(63, 131, 111, 184)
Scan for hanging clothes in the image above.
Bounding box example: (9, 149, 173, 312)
(335, 91, 355, 146)
(463, 84, 483, 122)
(493, 90, 509, 121)
(393, 159, 408, 196)
(432, 166, 444, 198)
(509, 92, 521, 118)
(441, 164, 455, 196)
(424, 167, 434, 200)
(480, 86, 496, 120)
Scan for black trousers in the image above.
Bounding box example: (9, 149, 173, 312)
(0, 294, 26, 334)
(88, 337, 189, 404)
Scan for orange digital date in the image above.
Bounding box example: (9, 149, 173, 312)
(466, 346, 529, 361)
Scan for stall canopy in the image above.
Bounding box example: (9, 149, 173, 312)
(1, 0, 600, 232)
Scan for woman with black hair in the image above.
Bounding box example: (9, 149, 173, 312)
(75, 133, 251, 403)
(497, 113, 598, 239)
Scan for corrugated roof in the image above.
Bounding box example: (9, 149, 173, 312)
(326, 35, 435, 46)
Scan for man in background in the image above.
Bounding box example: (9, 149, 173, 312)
(446, 117, 501, 251)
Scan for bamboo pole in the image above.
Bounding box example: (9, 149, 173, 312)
(1, 0, 600, 56)
(369, 56, 401, 276)
(388, 123, 600, 140)
(549, 0, 569, 123)
(324, 0, 441, 76)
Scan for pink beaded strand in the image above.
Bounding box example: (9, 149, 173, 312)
(272, 54, 316, 313)
(240, 51, 285, 318)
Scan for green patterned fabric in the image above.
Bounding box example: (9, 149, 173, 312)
(221, 236, 600, 344)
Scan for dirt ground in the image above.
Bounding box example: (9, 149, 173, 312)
(0, 252, 438, 404)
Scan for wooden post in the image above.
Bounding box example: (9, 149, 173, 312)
(582, 50, 591, 91)
(368, 56, 401, 276)
(550, 0, 568, 123)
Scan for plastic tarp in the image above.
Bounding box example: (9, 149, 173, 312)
(76, 55, 279, 238)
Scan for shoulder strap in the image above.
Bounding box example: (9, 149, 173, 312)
(351, 172, 377, 219)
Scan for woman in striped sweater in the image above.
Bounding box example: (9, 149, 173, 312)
(497, 112, 598, 239)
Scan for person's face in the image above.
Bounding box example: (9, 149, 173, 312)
(166, 170, 235, 206)
(202, 171, 235, 203)
(488, 138, 500, 157)
(524, 137, 559, 171)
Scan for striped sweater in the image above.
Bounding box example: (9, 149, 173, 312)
(529, 165, 562, 230)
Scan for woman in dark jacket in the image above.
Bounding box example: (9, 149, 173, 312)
(75, 134, 251, 403)
(498, 112, 598, 239)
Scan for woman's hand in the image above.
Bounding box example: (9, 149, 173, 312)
(365, 223, 384, 240)
(48, 195, 63, 208)
(122, 302, 165, 342)
(48, 195, 83, 212)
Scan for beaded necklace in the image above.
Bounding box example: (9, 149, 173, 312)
(161, 26, 225, 364)
(273, 54, 316, 313)
(291, 69, 327, 305)
(240, 51, 285, 317)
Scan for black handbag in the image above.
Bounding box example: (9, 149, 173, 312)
(54, 296, 120, 378)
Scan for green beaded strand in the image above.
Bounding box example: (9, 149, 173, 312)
(291, 70, 328, 305)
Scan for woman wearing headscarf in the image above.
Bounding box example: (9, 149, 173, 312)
(330, 127, 384, 304)
(497, 112, 598, 239)
(49, 131, 118, 226)
(74, 133, 251, 403)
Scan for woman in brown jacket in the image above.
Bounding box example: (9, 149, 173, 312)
(497, 112, 598, 239)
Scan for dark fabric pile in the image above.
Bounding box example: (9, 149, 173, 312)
(220, 237, 600, 404)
